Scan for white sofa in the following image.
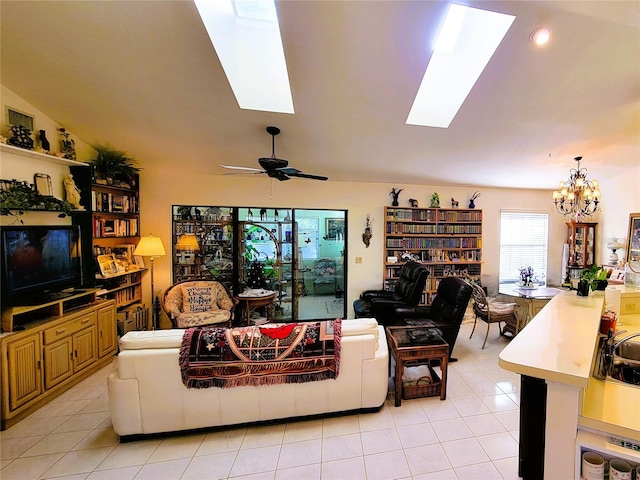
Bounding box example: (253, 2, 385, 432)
(107, 318, 389, 437)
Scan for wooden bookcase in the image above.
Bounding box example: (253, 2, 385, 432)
(384, 207, 482, 305)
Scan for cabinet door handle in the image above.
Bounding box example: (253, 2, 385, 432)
(81, 319, 90, 324)
(56, 329, 66, 335)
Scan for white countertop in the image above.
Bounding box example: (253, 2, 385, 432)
(499, 286, 640, 441)
(498, 289, 603, 387)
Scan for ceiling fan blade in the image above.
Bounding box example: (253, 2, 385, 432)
(222, 171, 266, 176)
(286, 172, 328, 181)
(220, 165, 263, 172)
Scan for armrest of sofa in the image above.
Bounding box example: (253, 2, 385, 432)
(119, 329, 185, 350)
(360, 289, 393, 302)
(395, 305, 433, 319)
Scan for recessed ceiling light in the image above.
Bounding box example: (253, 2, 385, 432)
(530, 27, 551, 46)
(406, 4, 516, 129)
(194, 0, 294, 114)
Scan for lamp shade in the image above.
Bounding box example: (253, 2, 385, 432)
(134, 235, 166, 257)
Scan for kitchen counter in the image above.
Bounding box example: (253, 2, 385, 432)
(498, 286, 640, 479)
(580, 311, 640, 442)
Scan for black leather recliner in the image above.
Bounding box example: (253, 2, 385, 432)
(353, 261, 429, 326)
(397, 276, 473, 359)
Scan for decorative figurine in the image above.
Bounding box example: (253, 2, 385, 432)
(7, 124, 34, 150)
(409, 198, 418, 208)
(451, 197, 459, 208)
(259, 208, 267, 221)
(430, 192, 440, 208)
(362, 215, 372, 248)
(63, 174, 84, 210)
(58, 127, 76, 160)
(389, 188, 403, 206)
(247, 208, 253, 221)
(38, 130, 50, 152)
(469, 191, 481, 209)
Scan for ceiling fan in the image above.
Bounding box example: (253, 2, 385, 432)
(221, 126, 328, 181)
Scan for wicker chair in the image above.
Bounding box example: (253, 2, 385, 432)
(468, 282, 516, 349)
(160, 280, 237, 328)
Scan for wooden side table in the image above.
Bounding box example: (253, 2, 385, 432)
(235, 292, 276, 326)
(386, 326, 449, 407)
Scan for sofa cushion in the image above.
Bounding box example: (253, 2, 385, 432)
(176, 310, 231, 328)
(119, 329, 185, 350)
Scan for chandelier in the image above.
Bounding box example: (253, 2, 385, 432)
(552, 156, 601, 221)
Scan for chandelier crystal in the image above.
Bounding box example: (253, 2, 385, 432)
(552, 156, 601, 221)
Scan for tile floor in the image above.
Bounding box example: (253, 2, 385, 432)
(0, 320, 522, 480)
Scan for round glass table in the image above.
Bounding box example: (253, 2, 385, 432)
(498, 284, 562, 335)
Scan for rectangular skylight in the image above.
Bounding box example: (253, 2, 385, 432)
(194, 0, 294, 114)
(406, 4, 515, 128)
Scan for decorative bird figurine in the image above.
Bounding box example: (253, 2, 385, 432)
(389, 188, 403, 206)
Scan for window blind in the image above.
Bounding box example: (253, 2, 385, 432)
(499, 211, 549, 284)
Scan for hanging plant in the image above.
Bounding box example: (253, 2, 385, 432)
(0, 180, 74, 220)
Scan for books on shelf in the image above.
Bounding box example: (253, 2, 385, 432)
(91, 191, 138, 213)
(93, 217, 138, 237)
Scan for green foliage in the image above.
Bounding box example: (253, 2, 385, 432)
(0, 182, 74, 219)
(91, 144, 140, 180)
(580, 264, 607, 289)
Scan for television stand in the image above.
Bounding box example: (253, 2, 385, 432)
(1, 289, 99, 332)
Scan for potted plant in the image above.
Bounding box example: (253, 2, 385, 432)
(577, 264, 608, 296)
(91, 144, 140, 186)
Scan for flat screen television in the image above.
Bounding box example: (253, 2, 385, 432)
(1, 225, 83, 305)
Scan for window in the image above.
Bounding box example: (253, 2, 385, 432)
(499, 211, 548, 285)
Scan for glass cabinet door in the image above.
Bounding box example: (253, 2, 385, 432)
(567, 222, 596, 268)
(172, 206, 235, 284)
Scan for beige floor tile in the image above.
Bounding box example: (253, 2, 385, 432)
(0, 452, 64, 480)
(274, 462, 321, 480)
(454, 460, 503, 479)
(229, 444, 280, 477)
(21, 431, 90, 457)
(43, 446, 114, 477)
(147, 432, 205, 463)
(277, 438, 322, 469)
(477, 431, 519, 460)
(364, 449, 411, 480)
(0, 435, 43, 460)
(442, 437, 490, 468)
(181, 451, 236, 479)
(321, 456, 366, 480)
(86, 465, 141, 479)
(322, 433, 363, 461)
(129, 457, 189, 480)
(241, 424, 285, 449)
(404, 443, 452, 475)
(463, 413, 507, 436)
(282, 419, 323, 443)
(431, 417, 474, 442)
(396, 422, 439, 449)
(361, 427, 402, 455)
(196, 428, 246, 455)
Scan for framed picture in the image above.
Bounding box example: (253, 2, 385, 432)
(34, 173, 53, 197)
(627, 212, 640, 264)
(134, 255, 145, 268)
(325, 218, 345, 240)
(114, 244, 138, 271)
(97, 254, 119, 277)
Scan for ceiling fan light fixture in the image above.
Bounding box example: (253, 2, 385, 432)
(530, 27, 551, 46)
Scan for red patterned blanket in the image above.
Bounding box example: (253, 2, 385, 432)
(179, 319, 341, 388)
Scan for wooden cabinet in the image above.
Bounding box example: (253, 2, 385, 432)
(0, 296, 116, 430)
(567, 222, 596, 268)
(384, 207, 482, 305)
(97, 304, 117, 357)
(4, 332, 42, 412)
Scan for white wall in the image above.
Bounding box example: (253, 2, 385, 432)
(4, 85, 636, 320)
(140, 161, 567, 317)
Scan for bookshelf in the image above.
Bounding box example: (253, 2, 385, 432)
(384, 207, 482, 305)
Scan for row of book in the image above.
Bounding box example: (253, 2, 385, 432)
(93, 217, 139, 237)
(386, 237, 481, 248)
(385, 208, 482, 223)
(92, 191, 138, 214)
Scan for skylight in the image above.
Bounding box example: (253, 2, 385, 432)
(194, 0, 294, 114)
(406, 4, 515, 128)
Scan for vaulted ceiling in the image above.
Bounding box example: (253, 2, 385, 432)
(1, 1, 639, 189)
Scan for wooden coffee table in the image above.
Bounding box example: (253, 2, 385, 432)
(386, 326, 449, 406)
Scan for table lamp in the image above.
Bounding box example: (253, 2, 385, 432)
(134, 234, 166, 330)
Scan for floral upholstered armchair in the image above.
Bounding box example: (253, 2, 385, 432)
(313, 258, 338, 296)
(161, 280, 236, 328)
